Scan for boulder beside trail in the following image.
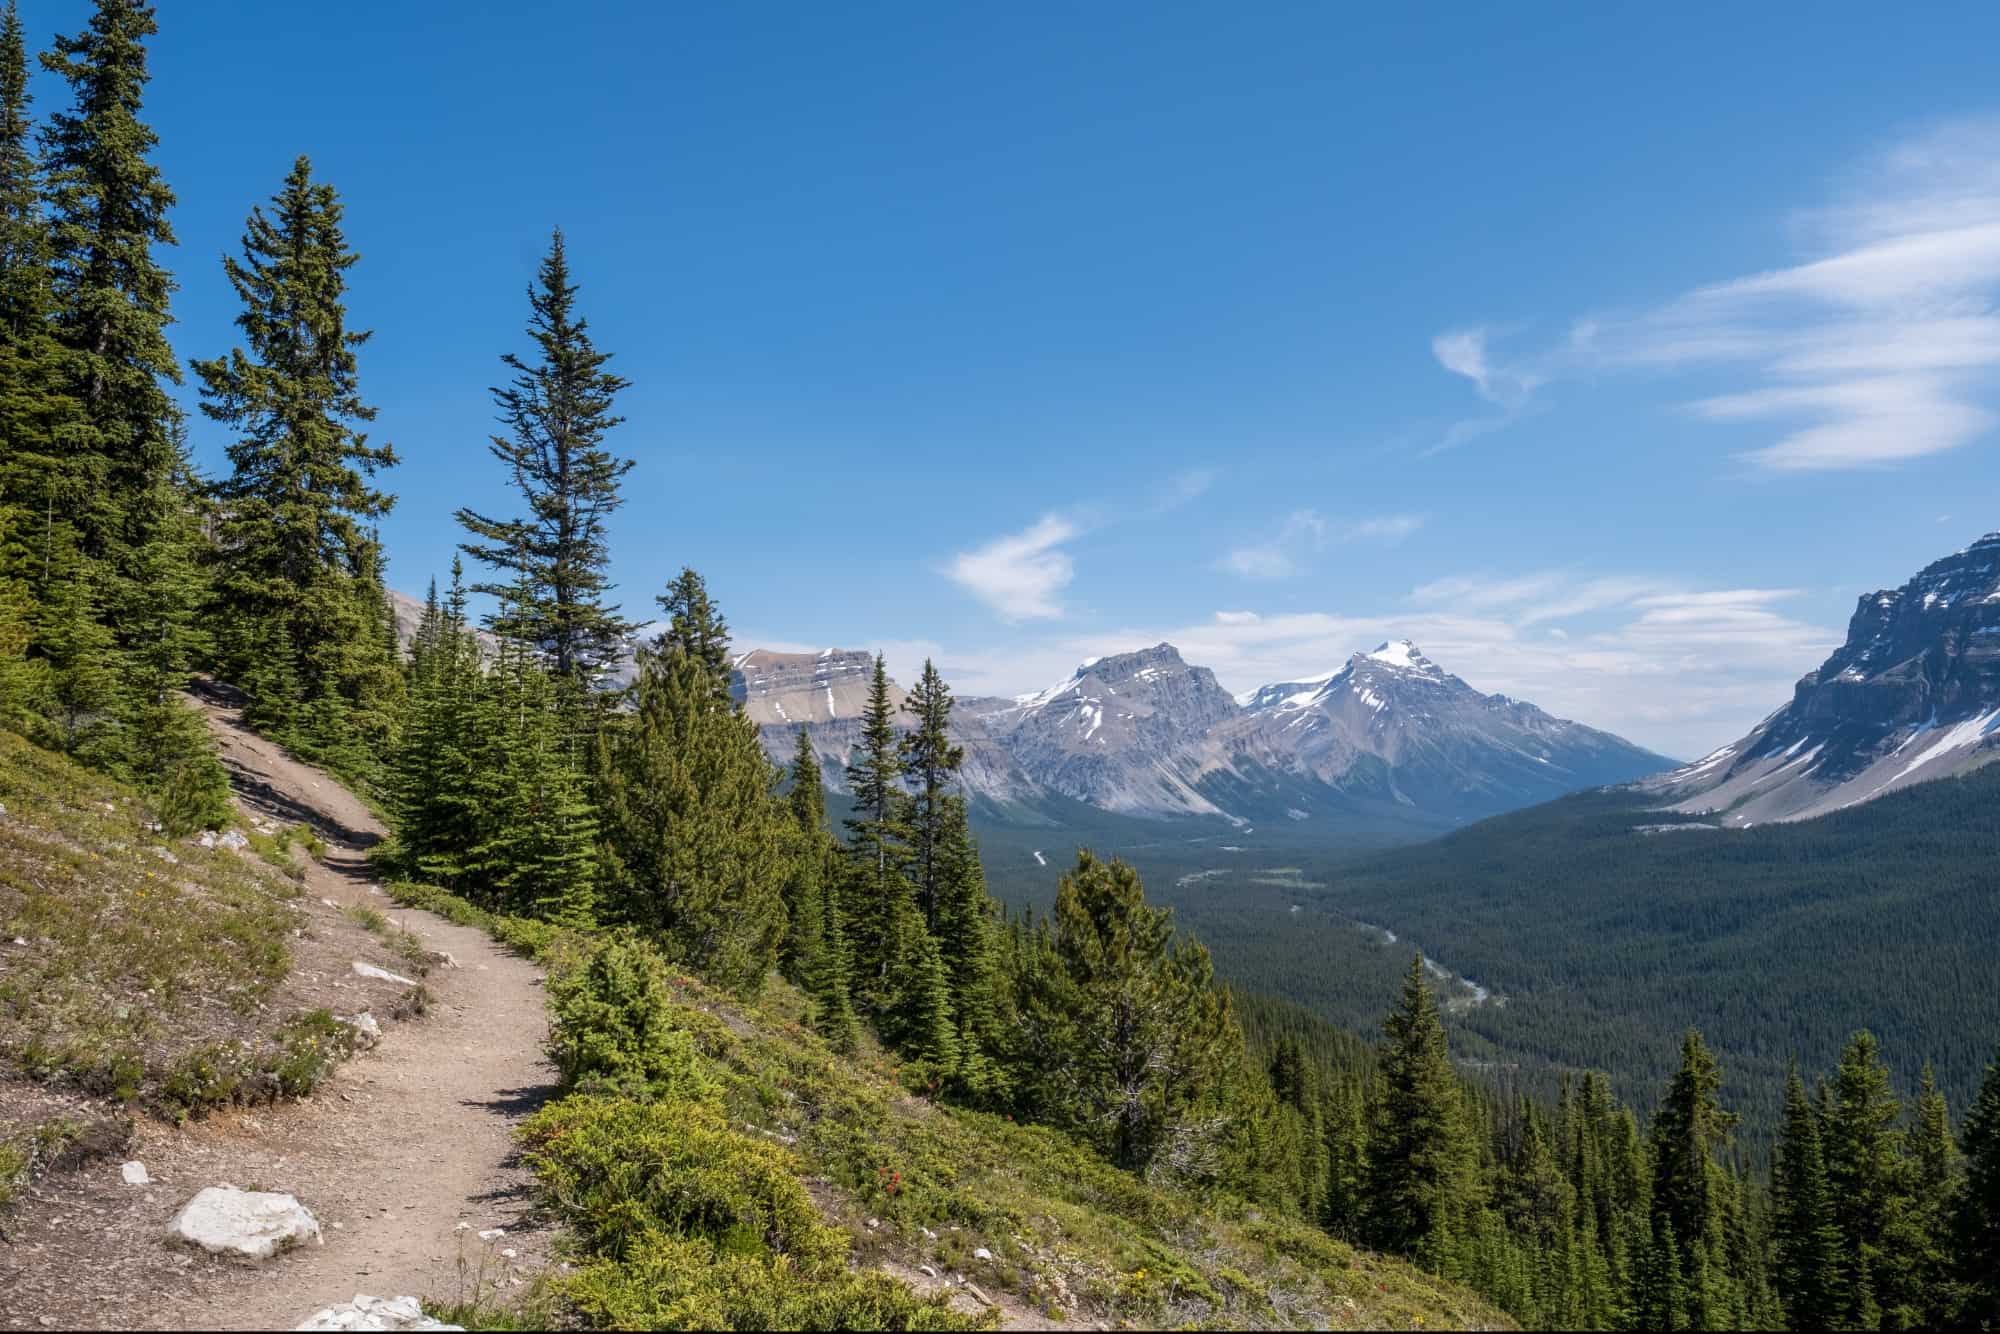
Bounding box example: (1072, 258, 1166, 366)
(352, 960, 417, 986)
(169, 1185, 322, 1261)
(295, 1295, 464, 1331)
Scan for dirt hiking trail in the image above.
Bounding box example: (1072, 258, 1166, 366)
(0, 686, 556, 1331)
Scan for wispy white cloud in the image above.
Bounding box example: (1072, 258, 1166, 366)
(1221, 510, 1327, 579)
(1222, 511, 1424, 579)
(944, 515, 1078, 621)
(1428, 327, 1545, 454)
(1491, 116, 2000, 471)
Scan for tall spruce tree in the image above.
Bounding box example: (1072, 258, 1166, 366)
(39, 0, 180, 581)
(783, 726, 857, 1050)
(1907, 1064, 1963, 1327)
(1648, 1030, 1742, 1331)
(194, 156, 399, 765)
(1772, 1062, 1839, 1330)
(1823, 1030, 1912, 1329)
(899, 658, 963, 931)
(0, 0, 69, 547)
(842, 652, 908, 985)
(1364, 955, 1476, 1270)
(455, 229, 632, 686)
(1013, 851, 1241, 1177)
(653, 566, 731, 700)
(594, 637, 787, 994)
(1955, 1047, 2000, 1326)
(933, 794, 1007, 1101)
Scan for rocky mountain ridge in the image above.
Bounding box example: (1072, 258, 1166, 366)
(731, 637, 1672, 833)
(1648, 532, 2000, 825)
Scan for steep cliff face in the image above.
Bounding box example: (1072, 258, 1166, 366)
(1651, 533, 2000, 824)
(974, 644, 1244, 818)
(729, 649, 1038, 804)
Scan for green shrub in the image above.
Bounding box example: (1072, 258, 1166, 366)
(522, 1095, 990, 1331)
(561, 1230, 987, 1331)
(546, 935, 717, 1101)
(522, 1095, 831, 1263)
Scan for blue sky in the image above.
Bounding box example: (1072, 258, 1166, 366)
(26, 1, 2000, 756)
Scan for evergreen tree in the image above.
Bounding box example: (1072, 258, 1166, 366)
(783, 727, 857, 1051)
(38, 0, 181, 589)
(35, 537, 120, 763)
(392, 560, 484, 886)
(932, 794, 1007, 1101)
(842, 652, 908, 985)
(882, 897, 957, 1079)
(0, 0, 72, 571)
(1955, 1047, 2000, 1326)
(899, 658, 963, 931)
(1771, 1062, 1839, 1330)
(194, 155, 398, 769)
(1648, 1029, 1740, 1330)
(1012, 851, 1241, 1179)
(454, 229, 632, 686)
(594, 640, 787, 993)
(1364, 955, 1476, 1269)
(1823, 1030, 1913, 1328)
(653, 566, 731, 699)
(1905, 1064, 1963, 1327)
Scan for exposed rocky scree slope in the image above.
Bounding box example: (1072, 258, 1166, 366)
(1649, 531, 2000, 826)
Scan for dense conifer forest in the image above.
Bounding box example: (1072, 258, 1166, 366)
(0, 4, 1996, 1329)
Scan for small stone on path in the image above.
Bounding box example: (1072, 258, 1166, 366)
(294, 1294, 463, 1331)
(170, 1186, 322, 1261)
(352, 960, 417, 986)
(120, 1160, 150, 1185)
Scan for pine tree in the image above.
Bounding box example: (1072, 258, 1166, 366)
(0, 0, 72, 569)
(35, 537, 121, 763)
(783, 727, 857, 1051)
(1955, 1047, 2000, 1326)
(652, 567, 731, 700)
(118, 437, 228, 830)
(1012, 851, 1241, 1178)
(932, 794, 1007, 1101)
(1771, 1062, 1839, 1330)
(38, 0, 182, 601)
(1364, 955, 1476, 1268)
(1823, 1030, 1912, 1329)
(842, 652, 907, 985)
(454, 230, 632, 686)
(594, 641, 787, 994)
(1648, 1029, 1741, 1331)
(899, 658, 963, 931)
(195, 155, 398, 769)
(882, 897, 957, 1080)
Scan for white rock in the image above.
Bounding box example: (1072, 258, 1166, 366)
(919, 1263, 938, 1278)
(219, 829, 251, 851)
(121, 1160, 150, 1185)
(196, 830, 218, 849)
(151, 846, 179, 865)
(352, 961, 417, 986)
(294, 1294, 464, 1331)
(499, 1247, 517, 1259)
(170, 1186, 322, 1261)
(340, 1012, 382, 1049)
(427, 951, 460, 970)
(477, 1227, 505, 1242)
(974, 1246, 994, 1261)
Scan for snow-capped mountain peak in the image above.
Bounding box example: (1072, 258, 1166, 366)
(1360, 639, 1444, 677)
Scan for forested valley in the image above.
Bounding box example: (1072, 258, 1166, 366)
(0, 3, 1996, 1329)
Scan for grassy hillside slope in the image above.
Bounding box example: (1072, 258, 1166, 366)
(395, 883, 1514, 1332)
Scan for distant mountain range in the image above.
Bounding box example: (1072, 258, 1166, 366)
(730, 637, 1674, 834)
(1646, 532, 2000, 825)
